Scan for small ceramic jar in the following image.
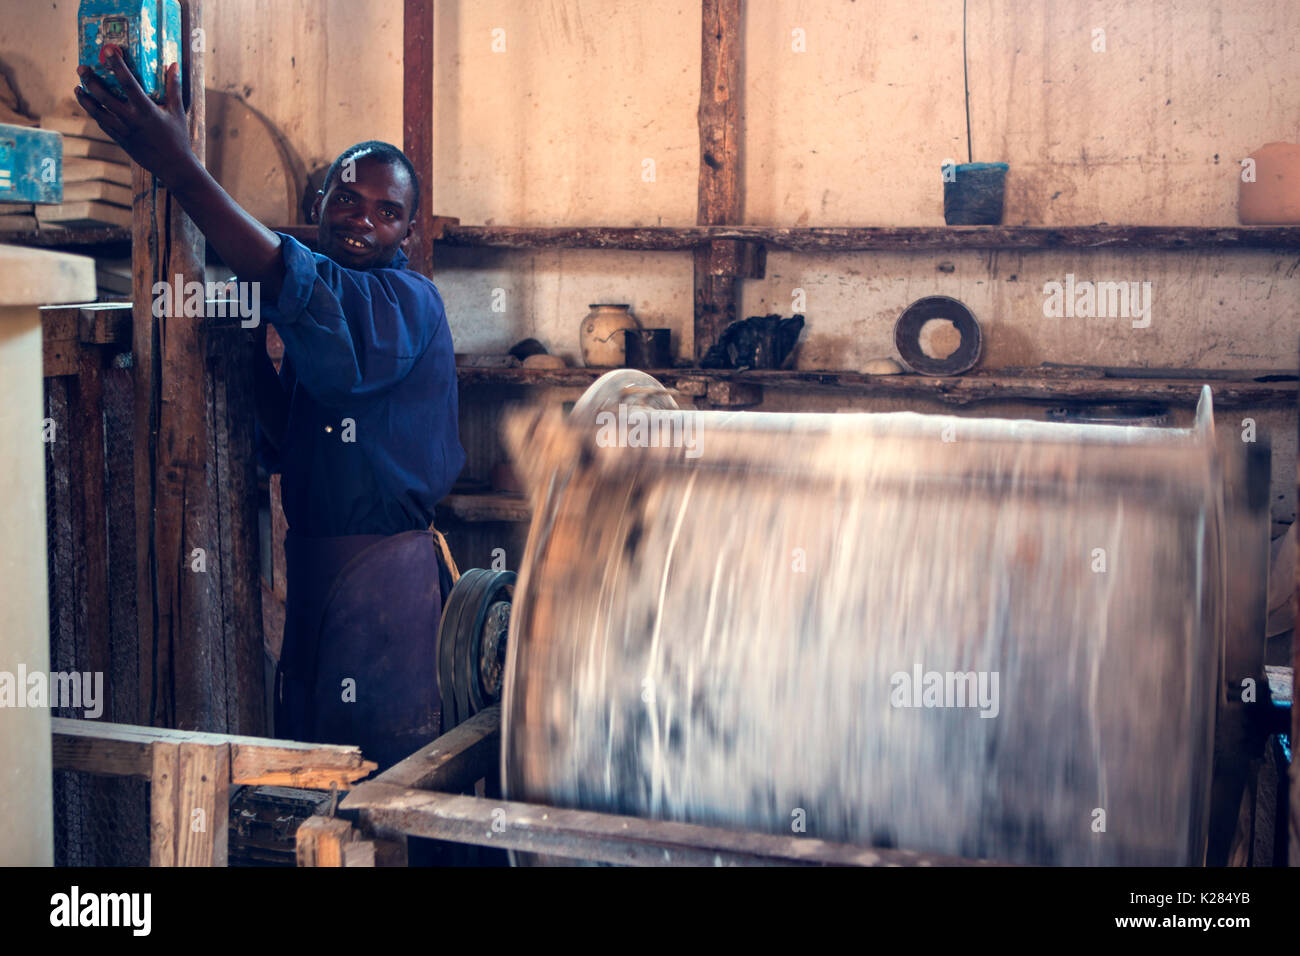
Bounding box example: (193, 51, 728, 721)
(580, 304, 640, 367)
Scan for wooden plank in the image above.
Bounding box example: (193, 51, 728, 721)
(11, 224, 1300, 254)
(436, 224, 1300, 251)
(133, 0, 216, 730)
(41, 305, 81, 377)
(438, 493, 531, 524)
(73, 346, 111, 698)
(453, 364, 1297, 409)
(694, 0, 743, 360)
(149, 741, 180, 866)
(365, 703, 500, 792)
(51, 717, 377, 788)
(209, 320, 266, 735)
(229, 743, 377, 789)
(342, 784, 998, 867)
(131, 156, 157, 728)
(265, 473, 288, 660)
(78, 303, 132, 345)
(51, 731, 153, 779)
(705, 379, 762, 407)
(1294, 337, 1300, 871)
(295, 815, 356, 868)
(403, 0, 435, 276)
(175, 742, 230, 866)
(707, 238, 765, 278)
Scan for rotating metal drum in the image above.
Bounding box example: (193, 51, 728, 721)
(497, 376, 1268, 865)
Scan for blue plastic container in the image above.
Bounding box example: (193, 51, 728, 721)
(943, 161, 1008, 225)
(78, 0, 183, 103)
(0, 125, 63, 205)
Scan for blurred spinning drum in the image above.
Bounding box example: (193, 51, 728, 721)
(500, 373, 1268, 865)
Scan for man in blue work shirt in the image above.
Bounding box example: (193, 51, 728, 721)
(76, 49, 465, 769)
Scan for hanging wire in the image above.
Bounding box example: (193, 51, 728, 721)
(963, 0, 973, 163)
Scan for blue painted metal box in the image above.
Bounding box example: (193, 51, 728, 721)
(0, 125, 63, 205)
(78, 0, 183, 103)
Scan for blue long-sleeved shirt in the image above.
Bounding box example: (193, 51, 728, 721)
(258, 234, 465, 537)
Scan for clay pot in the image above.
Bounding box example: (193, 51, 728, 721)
(580, 304, 640, 367)
(1239, 143, 1300, 224)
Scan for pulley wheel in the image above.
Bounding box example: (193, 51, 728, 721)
(436, 568, 515, 732)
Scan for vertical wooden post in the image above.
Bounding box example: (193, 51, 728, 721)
(74, 345, 111, 699)
(694, 0, 743, 360)
(296, 816, 359, 867)
(1293, 337, 1300, 868)
(403, 0, 436, 277)
(148, 741, 179, 865)
(149, 741, 230, 866)
(133, 0, 208, 729)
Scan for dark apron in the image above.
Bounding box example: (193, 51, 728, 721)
(275, 529, 451, 771)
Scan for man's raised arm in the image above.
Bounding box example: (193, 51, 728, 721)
(74, 46, 285, 298)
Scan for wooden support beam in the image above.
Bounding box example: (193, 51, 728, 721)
(51, 717, 377, 788)
(435, 224, 1300, 251)
(705, 378, 762, 407)
(78, 302, 132, 345)
(73, 346, 111, 696)
(452, 364, 1298, 410)
(706, 238, 765, 278)
(1294, 337, 1300, 869)
(341, 785, 998, 867)
(296, 815, 360, 867)
(126, 2, 264, 735)
(177, 742, 230, 866)
(403, 0, 435, 276)
(41, 306, 80, 377)
(148, 742, 179, 866)
(367, 703, 500, 792)
(437, 494, 531, 524)
(133, 0, 208, 729)
(54, 716, 380, 866)
(694, 0, 743, 360)
(148, 741, 230, 867)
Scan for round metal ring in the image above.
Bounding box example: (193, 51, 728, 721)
(893, 295, 982, 376)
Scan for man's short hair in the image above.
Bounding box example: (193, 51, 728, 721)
(321, 141, 420, 217)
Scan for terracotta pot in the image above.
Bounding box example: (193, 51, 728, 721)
(580, 304, 640, 367)
(1239, 142, 1300, 224)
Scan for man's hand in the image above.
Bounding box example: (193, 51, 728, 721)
(73, 45, 284, 295)
(74, 47, 199, 192)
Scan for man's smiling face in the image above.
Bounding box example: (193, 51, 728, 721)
(313, 154, 415, 269)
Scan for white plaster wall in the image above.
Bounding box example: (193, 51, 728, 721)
(4, 0, 1296, 370)
(431, 0, 700, 226)
(745, 248, 1300, 371)
(2, 0, 1295, 513)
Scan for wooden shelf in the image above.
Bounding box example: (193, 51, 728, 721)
(437, 225, 1300, 252)
(437, 492, 531, 523)
(18, 224, 1296, 256)
(0, 226, 131, 250)
(456, 363, 1298, 409)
